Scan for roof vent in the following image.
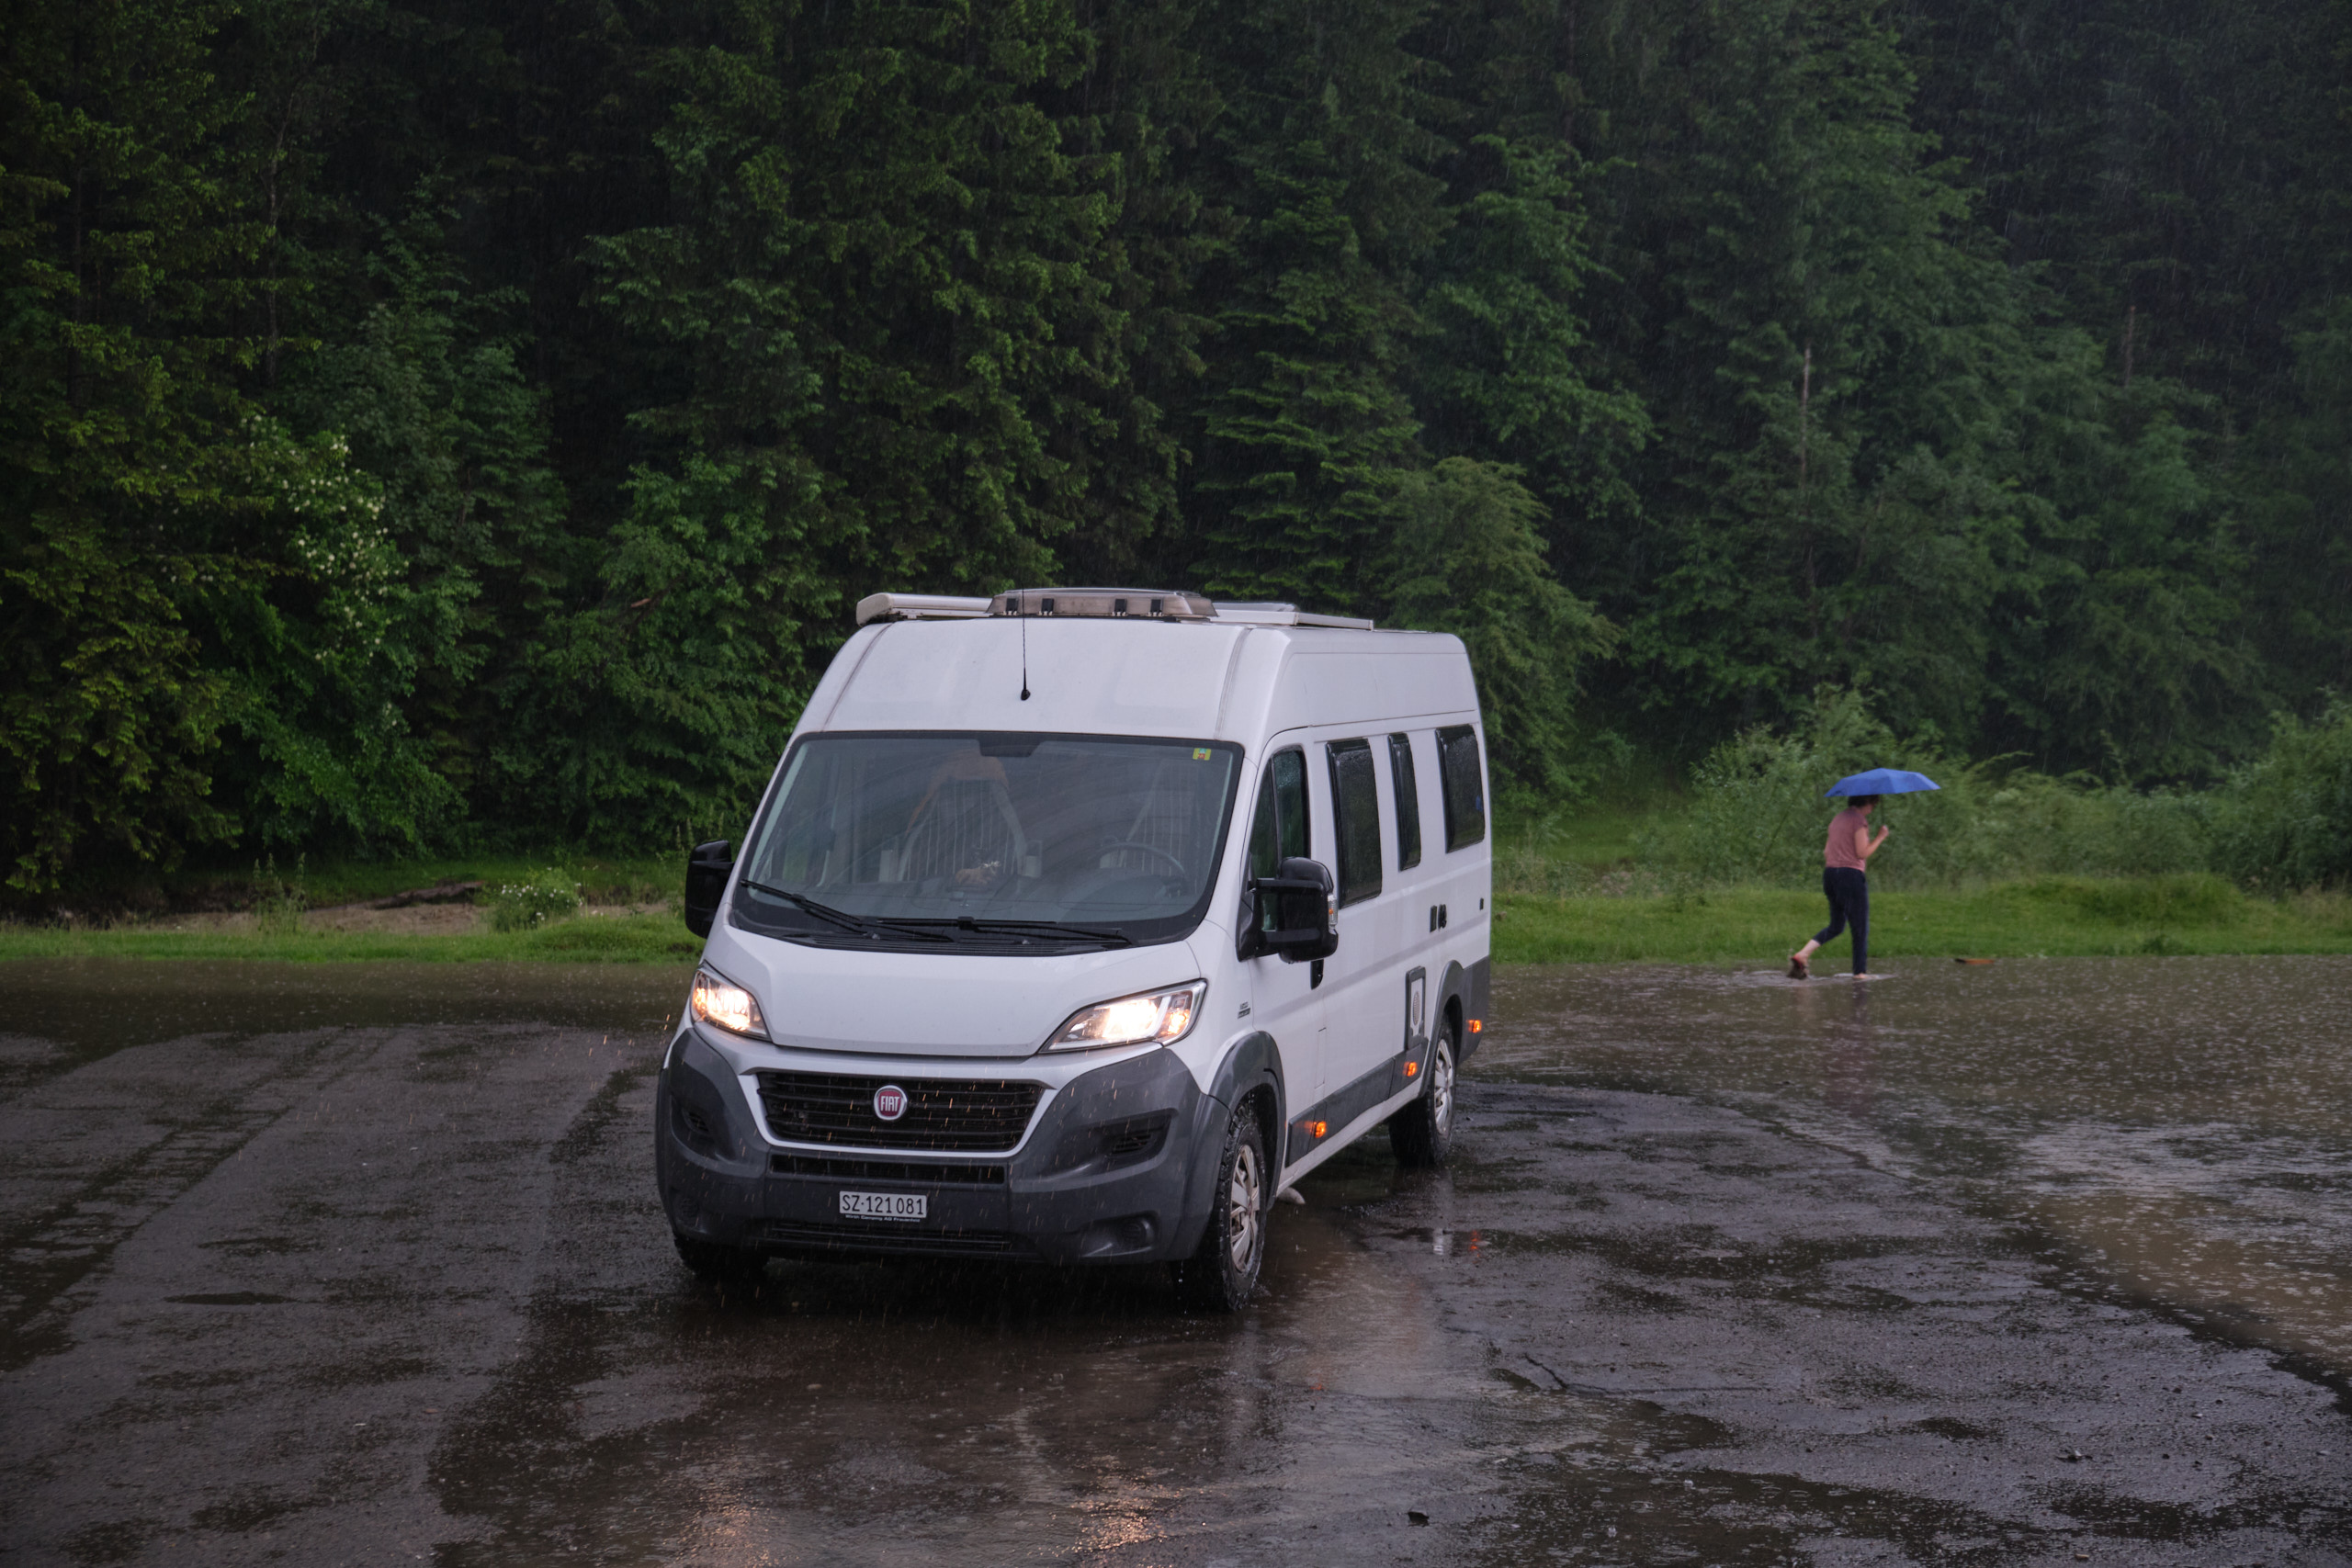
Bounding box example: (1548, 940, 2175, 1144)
(987, 588, 1216, 621)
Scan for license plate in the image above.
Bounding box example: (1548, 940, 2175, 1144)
(839, 1190, 927, 1222)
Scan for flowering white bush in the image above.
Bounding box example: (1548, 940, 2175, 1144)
(486, 868, 583, 931)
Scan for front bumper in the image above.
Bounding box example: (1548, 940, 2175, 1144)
(654, 1029, 1217, 1266)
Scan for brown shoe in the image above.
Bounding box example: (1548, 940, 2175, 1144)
(1787, 954, 1810, 980)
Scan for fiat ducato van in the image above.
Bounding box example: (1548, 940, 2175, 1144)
(654, 588, 1492, 1309)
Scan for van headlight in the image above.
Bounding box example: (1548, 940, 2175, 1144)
(691, 967, 768, 1039)
(1045, 982, 1204, 1052)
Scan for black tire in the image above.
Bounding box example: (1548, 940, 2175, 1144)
(673, 1232, 768, 1287)
(1388, 1026, 1457, 1168)
(1171, 1100, 1270, 1312)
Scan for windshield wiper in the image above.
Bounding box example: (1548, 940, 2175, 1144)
(737, 880, 951, 942)
(897, 918, 1136, 949)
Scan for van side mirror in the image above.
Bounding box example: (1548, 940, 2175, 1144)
(1238, 856, 1339, 963)
(684, 840, 733, 938)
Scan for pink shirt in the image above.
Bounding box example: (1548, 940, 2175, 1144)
(1824, 807, 1871, 871)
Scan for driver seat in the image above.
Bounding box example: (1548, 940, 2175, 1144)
(899, 757, 1032, 885)
(1099, 761, 1189, 874)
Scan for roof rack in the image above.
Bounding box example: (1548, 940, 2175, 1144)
(987, 588, 1216, 621)
(853, 589, 1374, 630)
(1210, 601, 1376, 630)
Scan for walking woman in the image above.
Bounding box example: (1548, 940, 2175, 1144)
(1789, 795, 1888, 979)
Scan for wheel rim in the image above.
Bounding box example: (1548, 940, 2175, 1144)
(1430, 1039, 1455, 1134)
(1227, 1141, 1264, 1273)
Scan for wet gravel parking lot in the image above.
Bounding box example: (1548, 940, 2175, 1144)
(2, 956, 2348, 1566)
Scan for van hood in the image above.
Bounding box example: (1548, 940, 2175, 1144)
(701, 925, 1214, 1059)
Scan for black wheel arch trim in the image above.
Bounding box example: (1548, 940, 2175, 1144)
(1175, 1031, 1287, 1255)
(1436, 960, 1469, 1059)
(1430, 955, 1490, 1062)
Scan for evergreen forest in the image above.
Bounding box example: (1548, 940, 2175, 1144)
(6, 0, 2349, 897)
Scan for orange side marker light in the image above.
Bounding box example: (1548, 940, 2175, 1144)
(1403, 1061, 1419, 1077)
(1467, 1019, 1482, 1033)
(1311, 1121, 1328, 1139)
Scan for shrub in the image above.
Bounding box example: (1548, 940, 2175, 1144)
(252, 854, 307, 935)
(1640, 686, 2216, 888)
(1641, 687, 1964, 887)
(2214, 699, 2352, 891)
(486, 866, 583, 931)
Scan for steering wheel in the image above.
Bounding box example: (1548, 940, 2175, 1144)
(1100, 839, 1186, 876)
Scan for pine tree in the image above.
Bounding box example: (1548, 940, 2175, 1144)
(1182, 0, 1449, 614)
(1390, 458, 1616, 798)
(0, 0, 266, 891)
(1555, 0, 2018, 747)
(565, 0, 1172, 840)
(1410, 3, 1651, 534)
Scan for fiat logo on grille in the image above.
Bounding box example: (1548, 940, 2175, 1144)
(873, 1084, 909, 1122)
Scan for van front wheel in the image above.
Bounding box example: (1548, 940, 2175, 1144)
(1388, 1030, 1456, 1168)
(1172, 1101, 1269, 1311)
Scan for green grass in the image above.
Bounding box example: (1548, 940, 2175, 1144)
(1495, 799, 1661, 873)
(16, 813, 2350, 966)
(288, 852, 681, 907)
(38, 851, 686, 920)
(16, 874, 2342, 967)
(0, 911, 703, 964)
(1495, 876, 2352, 964)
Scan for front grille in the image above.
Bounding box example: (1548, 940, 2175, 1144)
(752, 1070, 1043, 1152)
(769, 1153, 1006, 1186)
(763, 1219, 1022, 1257)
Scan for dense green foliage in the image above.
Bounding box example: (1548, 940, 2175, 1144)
(5, 0, 2347, 896)
(2213, 699, 2352, 892)
(1622, 690, 2352, 892)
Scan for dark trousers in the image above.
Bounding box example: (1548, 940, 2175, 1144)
(1815, 867, 1869, 975)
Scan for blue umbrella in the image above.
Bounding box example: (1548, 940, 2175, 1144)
(1825, 768, 1940, 798)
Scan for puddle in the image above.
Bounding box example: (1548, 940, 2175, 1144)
(424, 1161, 1498, 1566)
(0, 956, 688, 1071)
(1477, 957, 2352, 1376)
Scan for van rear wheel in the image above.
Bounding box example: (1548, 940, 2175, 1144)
(1172, 1100, 1268, 1311)
(1388, 1029, 1456, 1168)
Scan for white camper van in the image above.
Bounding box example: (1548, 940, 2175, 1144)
(655, 588, 1492, 1309)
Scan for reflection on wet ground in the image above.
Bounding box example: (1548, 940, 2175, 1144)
(1482, 957, 2352, 1375)
(0, 957, 2346, 1566)
(0, 957, 691, 1063)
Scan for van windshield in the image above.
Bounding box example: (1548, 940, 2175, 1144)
(732, 732, 1244, 949)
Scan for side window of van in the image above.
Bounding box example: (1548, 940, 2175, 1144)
(1247, 748, 1309, 884)
(1437, 725, 1486, 852)
(1327, 739, 1382, 908)
(1387, 733, 1421, 870)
